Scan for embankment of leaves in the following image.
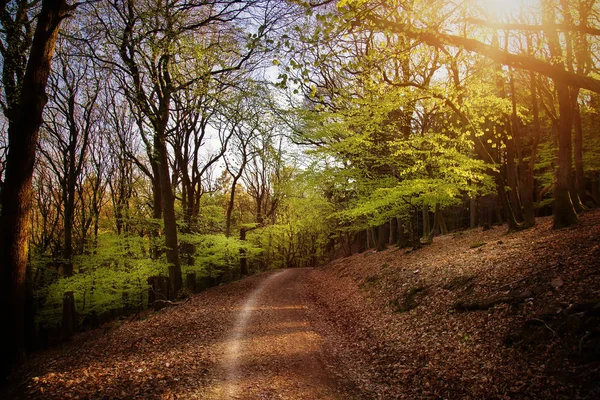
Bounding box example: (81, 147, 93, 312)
(307, 210, 600, 399)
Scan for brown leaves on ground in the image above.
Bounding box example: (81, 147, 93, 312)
(2, 211, 600, 399)
(306, 210, 600, 399)
(1, 274, 273, 399)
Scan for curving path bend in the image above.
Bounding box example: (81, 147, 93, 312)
(208, 268, 350, 400)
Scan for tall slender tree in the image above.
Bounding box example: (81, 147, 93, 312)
(0, 0, 74, 377)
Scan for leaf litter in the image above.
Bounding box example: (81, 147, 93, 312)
(307, 210, 600, 399)
(1, 211, 600, 399)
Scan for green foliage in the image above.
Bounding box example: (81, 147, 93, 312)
(35, 230, 266, 328)
(534, 133, 556, 208)
(294, 82, 495, 233)
(581, 98, 600, 174)
(36, 232, 168, 328)
(179, 233, 262, 278)
(197, 203, 227, 233)
(248, 174, 335, 269)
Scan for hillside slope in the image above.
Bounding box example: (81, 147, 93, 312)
(307, 210, 600, 399)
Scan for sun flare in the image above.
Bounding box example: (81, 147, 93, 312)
(476, 0, 535, 17)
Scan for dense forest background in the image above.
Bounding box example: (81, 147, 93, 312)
(1, 0, 600, 377)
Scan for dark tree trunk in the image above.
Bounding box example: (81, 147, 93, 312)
(147, 276, 170, 310)
(469, 198, 477, 228)
(495, 173, 520, 231)
(422, 205, 430, 239)
(426, 204, 442, 242)
(59, 83, 92, 275)
(377, 223, 389, 251)
(572, 94, 587, 206)
(397, 222, 408, 248)
(350, 230, 366, 254)
(62, 127, 78, 276)
(542, 3, 579, 228)
(505, 131, 524, 223)
(498, 66, 523, 226)
(390, 218, 398, 244)
(63, 200, 74, 276)
(151, 165, 162, 219)
(185, 273, 197, 293)
(225, 171, 243, 238)
(569, 170, 585, 213)
(553, 83, 579, 228)
(61, 291, 76, 340)
(150, 165, 162, 259)
(522, 70, 541, 227)
(24, 265, 36, 352)
(156, 132, 182, 297)
(0, 0, 70, 377)
(509, 71, 527, 225)
(593, 173, 600, 204)
(564, 2, 587, 209)
(439, 211, 448, 234)
(225, 145, 248, 238)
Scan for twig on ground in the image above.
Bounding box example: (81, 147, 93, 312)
(531, 318, 560, 340)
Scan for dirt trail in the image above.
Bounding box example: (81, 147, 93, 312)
(208, 268, 349, 400)
(0, 268, 357, 399)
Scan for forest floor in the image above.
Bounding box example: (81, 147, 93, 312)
(1, 268, 356, 400)
(1, 210, 600, 399)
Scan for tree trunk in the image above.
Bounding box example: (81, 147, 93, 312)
(553, 83, 579, 228)
(61, 291, 76, 340)
(185, 273, 197, 293)
(439, 211, 448, 234)
(422, 204, 430, 239)
(522, 70, 541, 227)
(377, 223, 389, 251)
(390, 218, 398, 244)
(426, 204, 441, 242)
(569, 170, 585, 213)
(593, 173, 600, 204)
(0, 0, 70, 378)
(156, 130, 182, 298)
(542, 2, 579, 228)
(572, 95, 587, 206)
(397, 222, 408, 248)
(147, 276, 170, 310)
(150, 170, 162, 259)
(225, 175, 241, 238)
(505, 129, 524, 223)
(351, 230, 366, 254)
(63, 198, 74, 276)
(469, 197, 477, 228)
(500, 67, 523, 225)
(496, 174, 520, 231)
(509, 70, 528, 225)
(63, 136, 78, 276)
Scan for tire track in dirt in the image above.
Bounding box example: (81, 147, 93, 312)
(214, 268, 351, 400)
(223, 270, 285, 398)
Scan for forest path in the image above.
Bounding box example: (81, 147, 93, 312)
(1, 267, 357, 400)
(5, 213, 600, 400)
(206, 268, 349, 400)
